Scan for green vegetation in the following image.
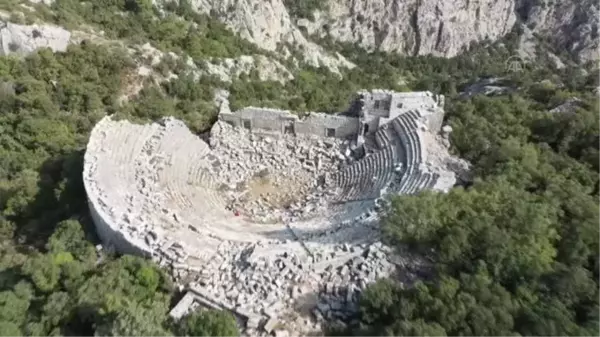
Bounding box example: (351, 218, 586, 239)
(283, 0, 327, 21)
(0, 41, 236, 336)
(351, 61, 599, 336)
(20, 0, 262, 59)
(176, 310, 240, 337)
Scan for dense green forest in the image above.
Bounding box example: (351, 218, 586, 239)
(348, 32, 599, 337)
(0, 0, 598, 335)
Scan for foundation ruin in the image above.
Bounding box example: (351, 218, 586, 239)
(82, 90, 468, 336)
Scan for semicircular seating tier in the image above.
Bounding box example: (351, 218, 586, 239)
(84, 90, 465, 270)
(83, 90, 470, 327)
(330, 110, 442, 202)
(84, 117, 388, 268)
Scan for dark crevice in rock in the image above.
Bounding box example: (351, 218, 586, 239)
(515, 0, 535, 22)
(372, 21, 387, 50)
(410, 0, 422, 56)
(434, 22, 444, 52)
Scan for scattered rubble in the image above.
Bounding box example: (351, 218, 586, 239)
(171, 240, 409, 336)
(83, 90, 465, 336)
(208, 121, 350, 223)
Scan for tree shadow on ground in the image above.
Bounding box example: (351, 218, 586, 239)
(13, 149, 100, 250)
(258, 218, 382, 247)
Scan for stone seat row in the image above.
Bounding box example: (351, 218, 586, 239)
(157, 129, 199, 210)
(374, 126, 394, 150)
(148, 131, 296, 241)
(397, 168, 427, 195)
(89, 122, 230, 251)
(85, 122, 169, 258)
(366, 144, 396, 199)
(333, 144, 396, 202)
(387, 111, 440, 195)
(153, 125, 227, 216)
(391, 113, 422, 168)
(91, 123, 159, 225)
(331, 111, 434, 203)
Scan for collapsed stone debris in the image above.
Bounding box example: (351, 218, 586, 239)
(82, 90, 469, 336)
(208, 122, 350, 223)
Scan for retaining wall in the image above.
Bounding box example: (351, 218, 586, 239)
(87, 196, 152, 258)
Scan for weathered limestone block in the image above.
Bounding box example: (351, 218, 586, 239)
(263, 318, 278, 333)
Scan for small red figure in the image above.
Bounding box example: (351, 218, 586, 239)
(234, 210, 240, 216)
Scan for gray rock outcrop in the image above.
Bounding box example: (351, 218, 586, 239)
(201, 55, 294, 83)
(181, 0, 355, 73)
(27, 0, 55, 5)
(302, 0, 517, 57)
(548, 97, 584, 115)
(515, 0, 599, 63)
(177, 0, 597, 66)
(183, 0, 517, 63)
(460, 78, 515, 99)
(6, 0, 595, 75)
(0, 19, 71, 56)
(303, 0, 598, 62)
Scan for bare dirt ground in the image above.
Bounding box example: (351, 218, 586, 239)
(228, 169, 315, 221)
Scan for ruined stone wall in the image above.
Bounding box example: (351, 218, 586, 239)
(220, 107, 293, 131)
(87, 198, 152, 257)
(360, 90, 443, 120)
(219, 90, 444, 141)
(360, 114, 380, 136)
(296, 113, 358, 139)
(424, 109, 445, 133)
(220, 107, 359, 139)
(362, 91, 393, 117)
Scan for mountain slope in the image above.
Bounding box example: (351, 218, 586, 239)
(516, 0, 598, 63)
(301, 0, 517, 57)
(189, 0, 597, 63)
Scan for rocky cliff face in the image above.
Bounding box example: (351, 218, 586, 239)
(306, 0, 597, 61)
(516, 0, 598, 63)
(0, 15, 71, 56)
(184, 0, 518, 63)
(185, 0, 596, 64)
(166, 0, 512, 72)
(302, 0, 517, 57)
(184, 0, 355, 72)
(4, 0, 595, 71)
